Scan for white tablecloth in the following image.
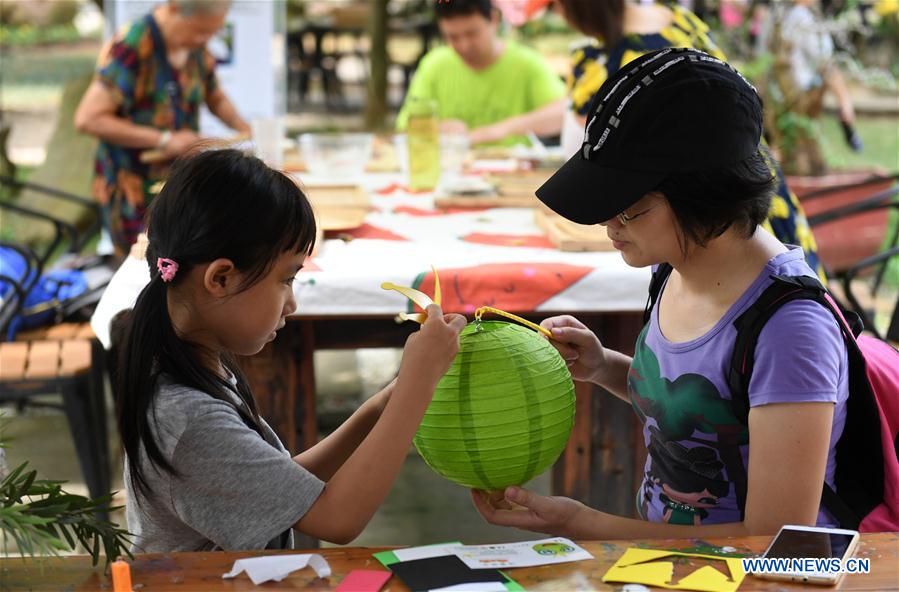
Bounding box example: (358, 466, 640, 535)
(91, 174, 650, 348)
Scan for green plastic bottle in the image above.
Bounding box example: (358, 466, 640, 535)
(406, 98, 441, 191)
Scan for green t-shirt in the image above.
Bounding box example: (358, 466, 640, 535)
(395, 41, 565, 146)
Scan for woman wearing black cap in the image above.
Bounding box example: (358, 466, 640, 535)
(523, 0, 826, 283)
(471, 48, 851, 538)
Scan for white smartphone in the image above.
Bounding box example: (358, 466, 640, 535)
(750, 525, 861, 586)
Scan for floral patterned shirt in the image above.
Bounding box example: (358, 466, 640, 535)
(92, 13, 218, 211)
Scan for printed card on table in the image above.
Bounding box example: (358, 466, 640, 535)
(453, 537, 594, 569)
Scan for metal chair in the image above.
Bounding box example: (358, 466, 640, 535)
(805, 178, 899, 341)
(0, 193, 110, 505)
(841, 246, 899, 344)
(802, 174, 899, 283)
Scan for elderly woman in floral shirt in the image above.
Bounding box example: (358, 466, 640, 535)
(75, 0, 249, 255)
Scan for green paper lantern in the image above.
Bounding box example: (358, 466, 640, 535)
(413, 320, 576, 490)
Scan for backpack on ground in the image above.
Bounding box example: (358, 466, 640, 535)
(644, 263, 899, 531)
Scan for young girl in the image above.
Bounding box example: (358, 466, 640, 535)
(471, 48, 849, 538)
(118, 149, 466, 551)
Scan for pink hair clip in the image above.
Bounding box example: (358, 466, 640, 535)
(157, 257, 179, 282)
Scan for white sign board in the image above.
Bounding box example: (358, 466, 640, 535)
(105, 0, 285, 137)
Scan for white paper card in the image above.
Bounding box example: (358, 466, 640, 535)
(393, 542, 464, 562)
(454, 538, 593, 569)
(222, 554, 331, 585)
(430, 583, 508, 592)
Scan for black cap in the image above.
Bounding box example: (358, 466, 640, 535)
(537, 48, 764, 224)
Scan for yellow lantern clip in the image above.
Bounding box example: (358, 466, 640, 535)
(380, 265, 442, 324)
(381, 267, 553, 339)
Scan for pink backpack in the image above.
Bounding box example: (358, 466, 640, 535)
(855, 334, 899, 530)
(647, 266, 899, 531)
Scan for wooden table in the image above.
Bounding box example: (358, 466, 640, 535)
(3, 533, 896, 591)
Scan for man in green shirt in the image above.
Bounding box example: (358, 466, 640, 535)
(396, 0, 566, 146)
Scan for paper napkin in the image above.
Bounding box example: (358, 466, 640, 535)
(222, 554, 331, 585)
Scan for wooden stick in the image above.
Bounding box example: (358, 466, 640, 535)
(138, 132, 251, 164)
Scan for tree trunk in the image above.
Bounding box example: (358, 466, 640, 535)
(0, 122, 17, 182)
(365, 0, 389, 131)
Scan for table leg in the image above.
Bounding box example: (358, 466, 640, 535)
(553, 379, 592, 502)
(237, 320, 318, 454)
(297, 321, 318, 451)
(551, 312, 646, 517)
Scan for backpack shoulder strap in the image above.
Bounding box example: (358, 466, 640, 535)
(728, 274, 884, 530)
(727, 274, 828, 423)
(728, 274, 869, 422)
(643, 263, 674, 325)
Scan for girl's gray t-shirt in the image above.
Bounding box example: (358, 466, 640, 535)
(124, 376, 324, 551)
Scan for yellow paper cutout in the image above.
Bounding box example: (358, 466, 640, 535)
(381, 266, 442, 324)
(433, 266, 441, 309)
(678, 565, 738, 591)
(602, 548, 746, 592)
(607, 560, 674, 583)
(381, 282, 434, 311)
(396, 312, 428, 323)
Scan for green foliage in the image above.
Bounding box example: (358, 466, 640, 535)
(45, 1, 80, 28)
(738, 53, 774, 83)
(0, 24, 93, 48)
(0, 0, 79, 28)
(818, 114, 899, 172)
(1, 461, 133, 569)
(515, 14, 573, 38)
(775, 110, 823, 162)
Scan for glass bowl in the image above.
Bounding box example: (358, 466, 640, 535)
(298, 133, 374, 179)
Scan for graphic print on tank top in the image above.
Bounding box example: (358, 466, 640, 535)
(628, 326, 751, 525)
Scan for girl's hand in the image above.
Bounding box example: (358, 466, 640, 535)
(399, 304, 467, 388)
(540, 315, 606, 384)
(470, 486, 587, 538)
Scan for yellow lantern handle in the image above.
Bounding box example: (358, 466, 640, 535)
(383, 268, 552, 340)
(474, 306, 553, 340)
(382, 265, 442, 325)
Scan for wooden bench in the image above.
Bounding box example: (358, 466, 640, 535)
(0, 322, 110, 503)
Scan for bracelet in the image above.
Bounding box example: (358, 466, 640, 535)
(157, 130, 172, 149)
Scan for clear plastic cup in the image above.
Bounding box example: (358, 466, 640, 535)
(251, 117, 284, 169)
(440, 132, 470, 179)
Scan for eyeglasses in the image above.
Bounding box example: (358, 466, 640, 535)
(616, 203, 660, 226)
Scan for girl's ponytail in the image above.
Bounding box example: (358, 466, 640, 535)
(117, 272, 180, 500)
